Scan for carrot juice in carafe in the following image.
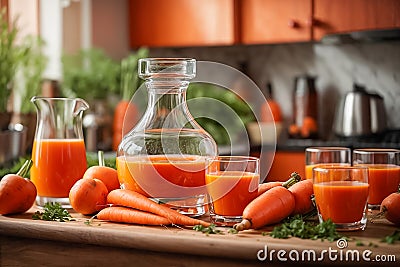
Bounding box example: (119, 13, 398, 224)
(117, 58, 217, 217)
(30, 97, 89, 208)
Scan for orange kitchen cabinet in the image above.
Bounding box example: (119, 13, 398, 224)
(266, 151, 306, 182)
(313, 0, 400, 40)
(129, 0, 236, 47)
(252, 150, 306, 182)
(240, 0, 313, 44)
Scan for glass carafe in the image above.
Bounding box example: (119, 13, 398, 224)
(30, 97, 89, 207)
(117, 58, 218, 217)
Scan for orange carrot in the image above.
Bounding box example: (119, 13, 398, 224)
(0, 160, 36, 215)
(97, 206, 170, 225)
(288, 178, 314, 215)
(69, 178, 108, 215)
(379, 185, 400, 225)
(258, 181, 283, 196)
(113, 100, 130, 151)
(107, 189, 210, 227)
(234, 172, 300, 230)
(83, 151, 120, 192)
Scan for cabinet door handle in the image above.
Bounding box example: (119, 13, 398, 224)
(288, 19, 299, 28)
(307, 17, 322, 28)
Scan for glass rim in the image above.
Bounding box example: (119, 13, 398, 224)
(206, 156, 259, 163)
(313, 166, 369, 172)
(305, 146, 351, 152)
(30, 96, 86, 102)
(353, 148, 400, 154)
(138, 58, 196, 64)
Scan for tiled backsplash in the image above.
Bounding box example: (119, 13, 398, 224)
(150, 41, 400, 140)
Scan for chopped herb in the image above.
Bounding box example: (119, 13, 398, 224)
(369, 242, 378, 248)
(269, 214, 344, 241)
(356, 240, 365, 246)
(84, 215, 100, 226)
(228, 228, 238, 234)
(193, 224, 222, 235)
(32, 203, 75, 222)
(382, 229, 400, 244)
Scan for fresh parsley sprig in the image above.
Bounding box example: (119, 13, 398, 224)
(382, 229, 400, 244)
(193, 224, 222, 235)
(32, 203, 75, 222)
(193, 224, 238, 235)
(269, 214, 344, 241)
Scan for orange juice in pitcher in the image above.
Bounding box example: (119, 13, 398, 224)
(30, 97, 89, 207)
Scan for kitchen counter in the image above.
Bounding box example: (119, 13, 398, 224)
(1, 207, 399, 266)
(250, 129, 400, 153)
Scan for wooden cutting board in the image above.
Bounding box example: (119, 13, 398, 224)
(1, 206, 399, 266)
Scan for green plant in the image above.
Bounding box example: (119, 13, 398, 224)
(120, 48, 149, 101)
(187, 83, 256, 145)
(13, 36, 47, 114)
(61, 48, 120, 100)
(0, 8, 19, 113)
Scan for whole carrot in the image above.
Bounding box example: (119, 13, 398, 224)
(257, 181, 283, 196)
(97, 206, 170, 225)
(288, 178, 314, 215)
(379, 185, 400, 225)
(83, 151, 120, 192)
(0, 160, 36, 215)
(69, 178, 108, 215)
(107, 189, 210, 227)
(234, 172, 300, 231)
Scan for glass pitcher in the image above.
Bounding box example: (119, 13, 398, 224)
(117, 58, 218, 217)
(30, 97, 89, 207)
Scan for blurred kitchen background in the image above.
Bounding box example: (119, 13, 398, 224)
(1, 0, 399, 179)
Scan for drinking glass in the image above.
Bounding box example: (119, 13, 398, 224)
(205, 156, 259, 226)
(353, 148, 400, 209)
(305, 147, 351, 179)
(313, 166, 369, 231)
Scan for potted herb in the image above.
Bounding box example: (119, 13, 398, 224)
(0, 8, 18, 130)
(61, 48, 120, 100)
(61, 48, 120, 151)
(10, 35, 47, 150)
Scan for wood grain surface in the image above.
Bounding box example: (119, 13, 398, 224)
(0, 206, 399, 266)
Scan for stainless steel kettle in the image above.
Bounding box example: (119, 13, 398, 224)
(333, 84, 387, 137)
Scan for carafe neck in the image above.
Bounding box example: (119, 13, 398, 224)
(144, 80, 192, 129)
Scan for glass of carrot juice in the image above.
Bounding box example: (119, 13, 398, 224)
(305, 147, 351, 179)
(353, 148, 400, 210)
(313, 166, 369, 231)
(205, 156, 259, 226)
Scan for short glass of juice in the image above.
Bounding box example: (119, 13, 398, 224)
(205, 156, 259, 226)
(305, 147, 351, 179)
(353, 148, 400, 209)
(313, 166, 369, 231)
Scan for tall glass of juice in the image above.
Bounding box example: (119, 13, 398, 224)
(313, 166, 369, 231)
(205, 156, 260, 226)
(305, 147, 351, 179)
(353, 148, 400, 209)
(30, 97, 89, 207)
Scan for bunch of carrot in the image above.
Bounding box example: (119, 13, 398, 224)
(234, 173, 314, 231)
(68, 150, 209, 227)
(97, 189, 210, 227)
(70, 178, 210, 226)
